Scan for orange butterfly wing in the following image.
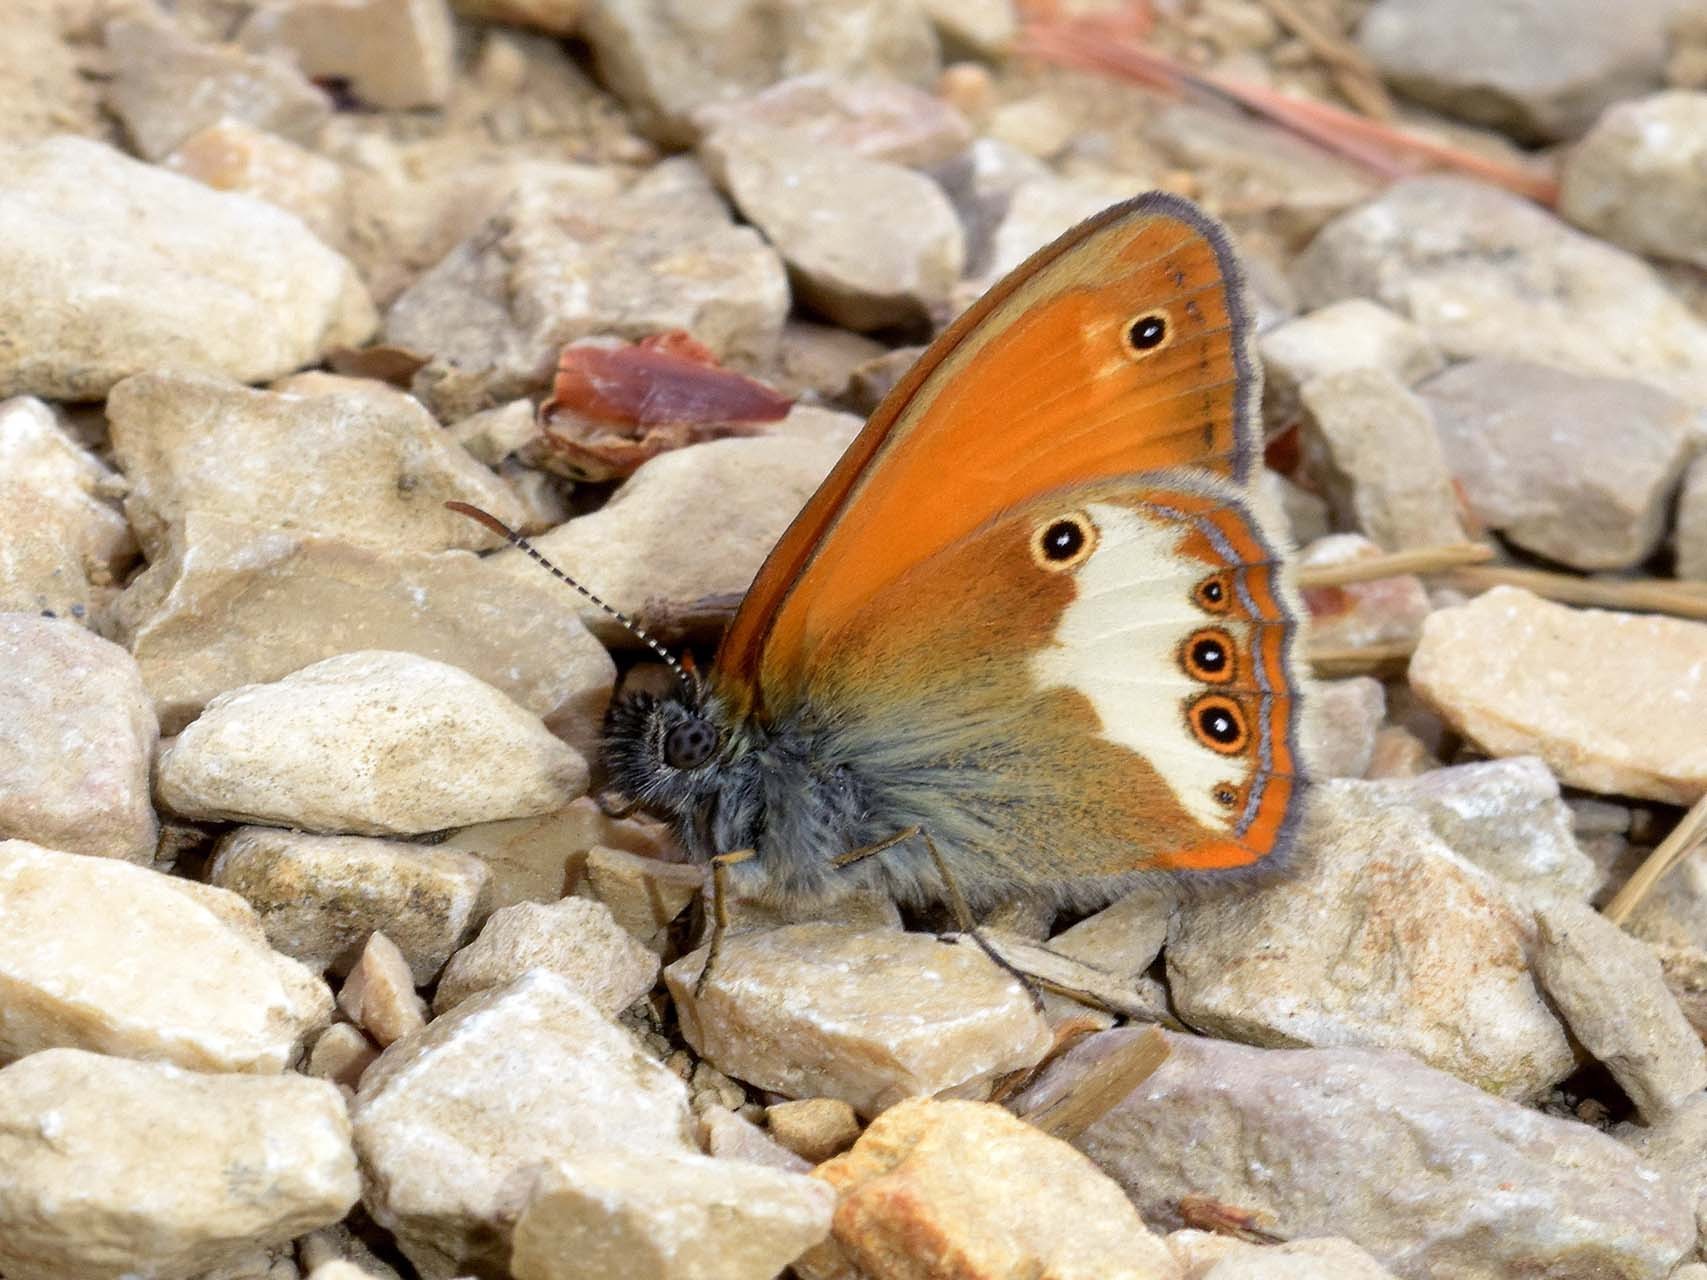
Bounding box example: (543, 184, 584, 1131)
(715, 193, 1262, 716)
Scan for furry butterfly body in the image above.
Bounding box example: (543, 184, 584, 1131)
(606, 193, 1309, 914)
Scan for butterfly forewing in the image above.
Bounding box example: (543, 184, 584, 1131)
(716, 194, 1262, 716)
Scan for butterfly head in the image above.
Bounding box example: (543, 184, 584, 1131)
(604, 676, 737, 817)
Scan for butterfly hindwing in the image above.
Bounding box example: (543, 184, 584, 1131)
(800, 473, 1305, 892)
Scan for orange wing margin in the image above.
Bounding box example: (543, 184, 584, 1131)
(714, 192, 1263, 719)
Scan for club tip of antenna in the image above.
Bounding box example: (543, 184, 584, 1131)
(445, 500, 515, 540)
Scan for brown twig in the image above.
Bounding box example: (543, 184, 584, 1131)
(1298, 542, 1495, 589)
(1015, 1025, 1170, 1142)
(1018, 17, 1560, 204)
(1604, 793, 1707, 925)
(1444, 566, 1707, 623)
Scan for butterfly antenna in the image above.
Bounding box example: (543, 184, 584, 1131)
(445, 501, 691, 687)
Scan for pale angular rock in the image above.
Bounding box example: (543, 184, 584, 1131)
(510, 434, 844, 641)
(704, 124, 963, 330)
(386, 160, 788, 408)
(1562, 91, 1707, 267)
(1616, 1093, 1707, 1250)
(105, 17, 332, 161)
(511, 1149, 835, 1280)
(0, 0, 104, 143)
(920, 0, 1015, 55)
(337, 933, 427, 1048)
(1046, 888, 1172, 979)
(1368, 758, 1598, 900)
(308, 1263, 384, 1280)
(1019, 1030, 1695, 1279)
(1260, 468, 1332, 546)
(1258, 299, 1444, 430)
(1166, 1232, 1398, 1280)
(108, 370, 525, 559)
(1301, 676, 1384, 779)
(307, 1023, 379, 1090)
(0, 615, 157, 863)
(1421, 359, 1694, 570)
(298, 1223, 405, 1280)
(1298, 369, 1465, 550)
(345, 155, 623, 313)
(1534, 898, 1707, 1120)
(449, 397, 541, 470)
(158, 651, 586, 836)
(443, 795, 677, 913)
(1364, 725, 1438, 779)
(688, 1060, 749, 1116)
(211, 827, 488, 982)
(701, 1103, 813, 1172)
(1299, 534, 1432, 649)
(767, 1098, 862, 1165)
(433, 897, 660, 1016)
(239, 0, 455, 110)
(1168, 779, 1576, 1098)
(1295, 177, 1707, 406)
(1356, 0, 1684, 141)
(1410, 586, 1707, 804)
(1143, 101, 1379, 243)
(694, 73, 972, 169)
(667, 924, 1053, 1116)
(0, 137, 374, 401)
(353, 971, 696, 1277)
(807, 1099, 1177, 1280)
(0, 397, 134, 623)
(1626, 836, 1707, 962)
(166, 121, 351, 251)
(450, 0, 581, 34)
(764, 321, 889, 400)
(584, 844, 706, 950)
(581, 0, 938, 147)
(0, 839, 332, 1072)
(1678, 454, 1707, 580)
(0, 1049, 358, 1280)
(1649, 943, 1707, 1047)
(966, 171, 1124, 291)
(113, 513, 615, 744)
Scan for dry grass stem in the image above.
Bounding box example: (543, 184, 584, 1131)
(1308, 639, 1416, 677)
(1445, 566, 1707, 622)
(1253, 0, 1394, 119)
(1297, 542, 1495, 589)
(1604, 792, 1707, 925)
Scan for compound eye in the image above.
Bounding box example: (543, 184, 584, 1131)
(664, 719, 719, 770)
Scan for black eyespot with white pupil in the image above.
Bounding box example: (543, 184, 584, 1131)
(1125, 311, 1169, 354)
(664, 719, 718, 770)
(1032, 512, 1097, 571)
(1200, 705, 1238, 744)
(1042, 521, 1083, 560)
(1193, 637, 1226, 673)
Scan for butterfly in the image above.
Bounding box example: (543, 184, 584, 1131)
(565, 193, 1307, 922)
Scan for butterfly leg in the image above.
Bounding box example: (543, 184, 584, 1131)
(694, 848, 755, 999)
(595, 789, 640, 819)
(834, 826, 1045, 1013)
